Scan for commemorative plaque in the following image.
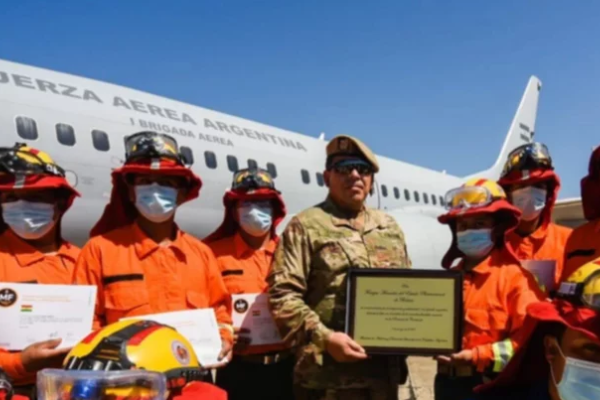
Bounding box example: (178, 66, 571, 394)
(345, 268, 463, 355)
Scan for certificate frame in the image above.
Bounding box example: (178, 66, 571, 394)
(345, 268, 463, 356)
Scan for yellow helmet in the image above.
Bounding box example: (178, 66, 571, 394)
(557, 258, 600, 311)
(0, 143, 65, 178)
(443, 178, 507, 211)
(64, 319, 207, 391)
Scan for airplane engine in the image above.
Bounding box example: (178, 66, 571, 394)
(386, 209, 452, 270)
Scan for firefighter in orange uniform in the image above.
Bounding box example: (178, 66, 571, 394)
(204, 168, 293, 400)
(72, 131, 233, 374)
(0, 143, 80, 396)
(434, 178, 545, 400)
(497, 142, 572, 295)
(562, 145, 600, 281)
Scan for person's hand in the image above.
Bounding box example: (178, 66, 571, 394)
(325, 332, 368, 363)
(435, 349, 474, 366)
(233, 327, 251, 352)
(20, 338, 71, 372)
(204, 340, 233, 370)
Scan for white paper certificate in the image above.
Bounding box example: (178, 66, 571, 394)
(521, 260, 557, 292)
(0, 283, 96, 351)
(232, 293, 282, 346)
(121, 309, 223, 367)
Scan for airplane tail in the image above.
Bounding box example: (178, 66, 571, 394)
(464, 75, 542, 181)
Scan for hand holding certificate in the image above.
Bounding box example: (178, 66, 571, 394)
(0, 283, 96, 351)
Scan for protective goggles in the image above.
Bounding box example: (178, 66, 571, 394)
(232, 168, 276, 191)
(444, 185, 501, 211)
(557, 269, 600, 312)
(0, 375, 13, 400)
(124, 132, 188, 166)
(328, 159, 373, 176)
(0, 144, 65, 178)
(37, 369, 166, 400)
(500, 142, 553, 179)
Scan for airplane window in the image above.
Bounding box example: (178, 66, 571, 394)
(180, 146, 194, 165)
(316, 172, 324, 187)
(91, 130, 109, 151)
(227, 155, 238, 172)
(431, 194, 437, 205)
(414, 191, 420, 202)
(266, 162, 277, 178)
(381, 185, 388, 197)
(301, 169, 310, 184)
(248, 159, 257, 169)
(16, 116, 38, 140)
(394, 187, 400, 199)
(204, 151, 217, 169)
(424, 193, 429, 204)
(56, 123, 75, 146)
(404, 189, 410, 201)
(440, 195, 445, 206)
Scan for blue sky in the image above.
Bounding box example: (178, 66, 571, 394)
(1, 1, 599, 199)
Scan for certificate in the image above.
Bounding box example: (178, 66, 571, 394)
(345, 268, 463, 355)
(520, 260, 556, 293)
(121, 309, 223, 367)
(0, 283, 96, 351)
(232, 293, 282, 346)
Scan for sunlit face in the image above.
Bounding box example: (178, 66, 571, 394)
(323, 156, 374, 212)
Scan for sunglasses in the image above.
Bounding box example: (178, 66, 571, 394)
(330, 159, 373, 176)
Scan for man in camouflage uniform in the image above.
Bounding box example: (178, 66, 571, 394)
(267, 134, 412, 400)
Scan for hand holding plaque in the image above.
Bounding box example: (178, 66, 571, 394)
(345, 268, 463, 356)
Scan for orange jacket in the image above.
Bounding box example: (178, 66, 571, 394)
(561, 219, 600, 282)
(0, 229, 80, 385)
(506, 222, 572, 290)
(453, 248, 545, 373)
(72, 223, 233, 343)
(208, 234, 287, 355)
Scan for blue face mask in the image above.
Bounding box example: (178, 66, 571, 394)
(134, 184, 178, 223)
(511, 186, 547, 221)
(552, 345, 600, 400)
(456, 229, 495, 259)
(2, 200, 56, 240)
(238, 201, 273, 237)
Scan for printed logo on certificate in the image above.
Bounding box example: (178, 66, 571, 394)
(231, 293, 283, 346)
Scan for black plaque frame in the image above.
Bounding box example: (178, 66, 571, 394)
(345, 268, 463, 355)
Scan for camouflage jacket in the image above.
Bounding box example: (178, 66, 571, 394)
(267, 197, 411, 389)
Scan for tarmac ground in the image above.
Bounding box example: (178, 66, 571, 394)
(398, 357, 436, 400)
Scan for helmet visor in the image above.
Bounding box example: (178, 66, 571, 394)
(124, 132, 182, 165)
(444, 185, 493, 211)
(232, 168, 275, 191)
(500, 142, 553, 179)
(0, 145, 65, 178)
(37, 369, 166, 400)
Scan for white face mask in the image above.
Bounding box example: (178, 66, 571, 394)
(2, 200, 56, 240)
(511, 186, 547, 221)
(456, 228, 495, 259)
(238, 201, 273, 237)
(134, 183, 178, 223)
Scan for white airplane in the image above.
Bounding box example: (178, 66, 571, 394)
(0, 58, 542, 269)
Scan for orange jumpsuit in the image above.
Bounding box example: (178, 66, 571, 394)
(73, 223, 233, 343)
(506, 222, 572, 290)
(453, 249, 544, 373)
(208, 233, 287, 355)
(0, 229, 80, 384)
(561, 219, 600, 282)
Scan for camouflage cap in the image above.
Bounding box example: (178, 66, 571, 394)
(326, 134, 379, 173)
